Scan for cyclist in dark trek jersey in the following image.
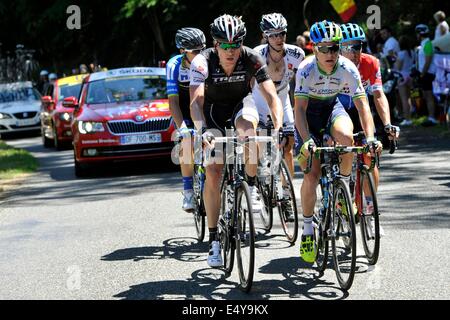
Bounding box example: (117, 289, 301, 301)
(190, 14, 283, 267)
(166, 27, 206, 212)
(294, 20, 382, 263)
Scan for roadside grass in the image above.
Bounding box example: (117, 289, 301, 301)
(408, 116, 450, 138)
(0, 140, 38, 181)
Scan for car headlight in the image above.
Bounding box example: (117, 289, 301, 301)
(0, 112, 12, 119)
(78, 121, 105, 134)
(59, 112, 71, 121)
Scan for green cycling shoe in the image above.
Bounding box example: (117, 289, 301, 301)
(300, 234, 317, 263)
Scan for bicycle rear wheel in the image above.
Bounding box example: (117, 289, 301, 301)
(193, 165, 206, 242)
(235, 181, 255, 292)
(219, 178, 234, 275)
(275, 159, 299, 243)
(359, 167, 380, 265)
(331, 179, 356, 291)
(314, 184, 329, 272)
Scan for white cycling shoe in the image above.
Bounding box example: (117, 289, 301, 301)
(207, 241, 223, 268)
(182, 190, 195, 213)
(249, 185, 262, 214)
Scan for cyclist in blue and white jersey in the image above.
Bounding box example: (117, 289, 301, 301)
(166, 28, 206, 212)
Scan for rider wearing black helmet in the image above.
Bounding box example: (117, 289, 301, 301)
(190, 14, 283, 268)
(167, 27, 206, 213)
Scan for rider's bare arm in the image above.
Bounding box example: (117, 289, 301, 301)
(354, 96, 375, 140)
(259, 79, 283, 130)
(294, 97, 310, 142)
(189, 84, 206, 131)
(169, 95, 187, 129)
(372, 89, 391, 127)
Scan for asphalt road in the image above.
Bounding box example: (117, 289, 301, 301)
(0, 129, 449, 300)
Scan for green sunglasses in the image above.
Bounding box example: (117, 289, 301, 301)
(218, 42, 242, 50)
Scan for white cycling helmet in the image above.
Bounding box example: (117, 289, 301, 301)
(260, 13, 288, 35)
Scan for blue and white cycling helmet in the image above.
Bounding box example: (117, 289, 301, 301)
(309, 20, 342, 44)
(49, 73, 57, 80)
(340, 23, 366, 43)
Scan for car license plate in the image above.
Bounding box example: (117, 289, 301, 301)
(120, 133, 162, 145)
(16, 119, 38, 127)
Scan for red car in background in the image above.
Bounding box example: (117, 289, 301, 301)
(40, 74, 87, 149)
(65, 67, 175, 177)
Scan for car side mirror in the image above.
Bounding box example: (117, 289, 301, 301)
(41, 95, 55, 111)
(62, 96, 78, 108)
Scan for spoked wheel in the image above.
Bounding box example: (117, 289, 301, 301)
(359, 167, 380, 265)
(235, 181, 255, 293)
(257, 178, 273, 232)
(275, 160, 299, 243)
(219, 180, 234, 275)
(193, 165, 206, 242)
(331, 179, 357, 291)
(314, 184, 329, 272)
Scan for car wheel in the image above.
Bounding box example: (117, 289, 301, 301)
(42, 127, 53, 148)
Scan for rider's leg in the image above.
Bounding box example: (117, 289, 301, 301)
(204, 163, 224, 231)
(283, 136, 295, 176)
(330, 116, 354, 176)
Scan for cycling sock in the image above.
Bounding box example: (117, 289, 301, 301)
(303, 216, 314, 236)
(208, 228, 218, 244)
(247, 175, 256, 187)
(183, 176, 193, 191)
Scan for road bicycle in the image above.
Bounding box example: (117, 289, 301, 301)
(305, 141, 369, 291)
(256, 118, 299, 243)
(208, 128, 272, 292)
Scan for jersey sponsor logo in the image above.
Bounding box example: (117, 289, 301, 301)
(212, 75, 246, 83)
(288, 63, 293, 70)
(310, 88, 339, 95)
(286, 48, 301, 59)
(180, 74, 189, 81)
(196, 65, 205, 73)
(254, 62, 261, 69)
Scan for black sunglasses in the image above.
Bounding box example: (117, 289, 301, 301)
(315, 44, 340, 54)
(340, 43, 363, 53)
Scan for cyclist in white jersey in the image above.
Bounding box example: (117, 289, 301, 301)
(252, 13, 305, 176)
(294, 21, 381, 263)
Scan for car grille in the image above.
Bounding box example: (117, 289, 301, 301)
(13, 112, 37, 119)
(107, 118, 172, 134)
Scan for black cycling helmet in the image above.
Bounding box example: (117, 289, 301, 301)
(175, 27, 206, 51)
(210, 14, 246, 43)
(260, 13, 287, 34)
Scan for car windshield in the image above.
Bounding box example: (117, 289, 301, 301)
(59, 84, 81, 100)
(86, 75, 167, 104)
(0, 87, 40, 103)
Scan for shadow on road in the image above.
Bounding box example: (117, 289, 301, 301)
(104, 237, 349, 300)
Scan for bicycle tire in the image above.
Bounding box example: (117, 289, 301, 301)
(193, 164, 206, 242)
(314, 184, 329, 272)
(219, 176, 234, 275)
(276, 159, 299, 243)
(359, 167, 380, 265)
(235, 180, 255, 293)
(257, 177, 273, 232)
(331, 179, 356, 291)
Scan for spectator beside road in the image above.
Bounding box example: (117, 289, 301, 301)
(395, 36, 415, 126)
(415, 24, 438, 126)
(301, 31, 314, 55)
(380, 26, 400, 67)
(433, 11, 449, 40)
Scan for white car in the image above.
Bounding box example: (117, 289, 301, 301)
(0, 82, 41, 135)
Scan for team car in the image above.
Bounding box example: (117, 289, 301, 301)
(65, 67, 175, 177)
(40, 74, 87, 149)
(0, 82, 41, 137)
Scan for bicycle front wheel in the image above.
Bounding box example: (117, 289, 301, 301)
(275, 159, 299, 243)
(193, 165, 206, 242)
(359, 167, 380, 265)
(258, 177, 273, 232)
(331, 179, 357, 291)
(219, 178, 234, 275)
(314, 184, 329, 272)
(235, 181, 255, 293)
